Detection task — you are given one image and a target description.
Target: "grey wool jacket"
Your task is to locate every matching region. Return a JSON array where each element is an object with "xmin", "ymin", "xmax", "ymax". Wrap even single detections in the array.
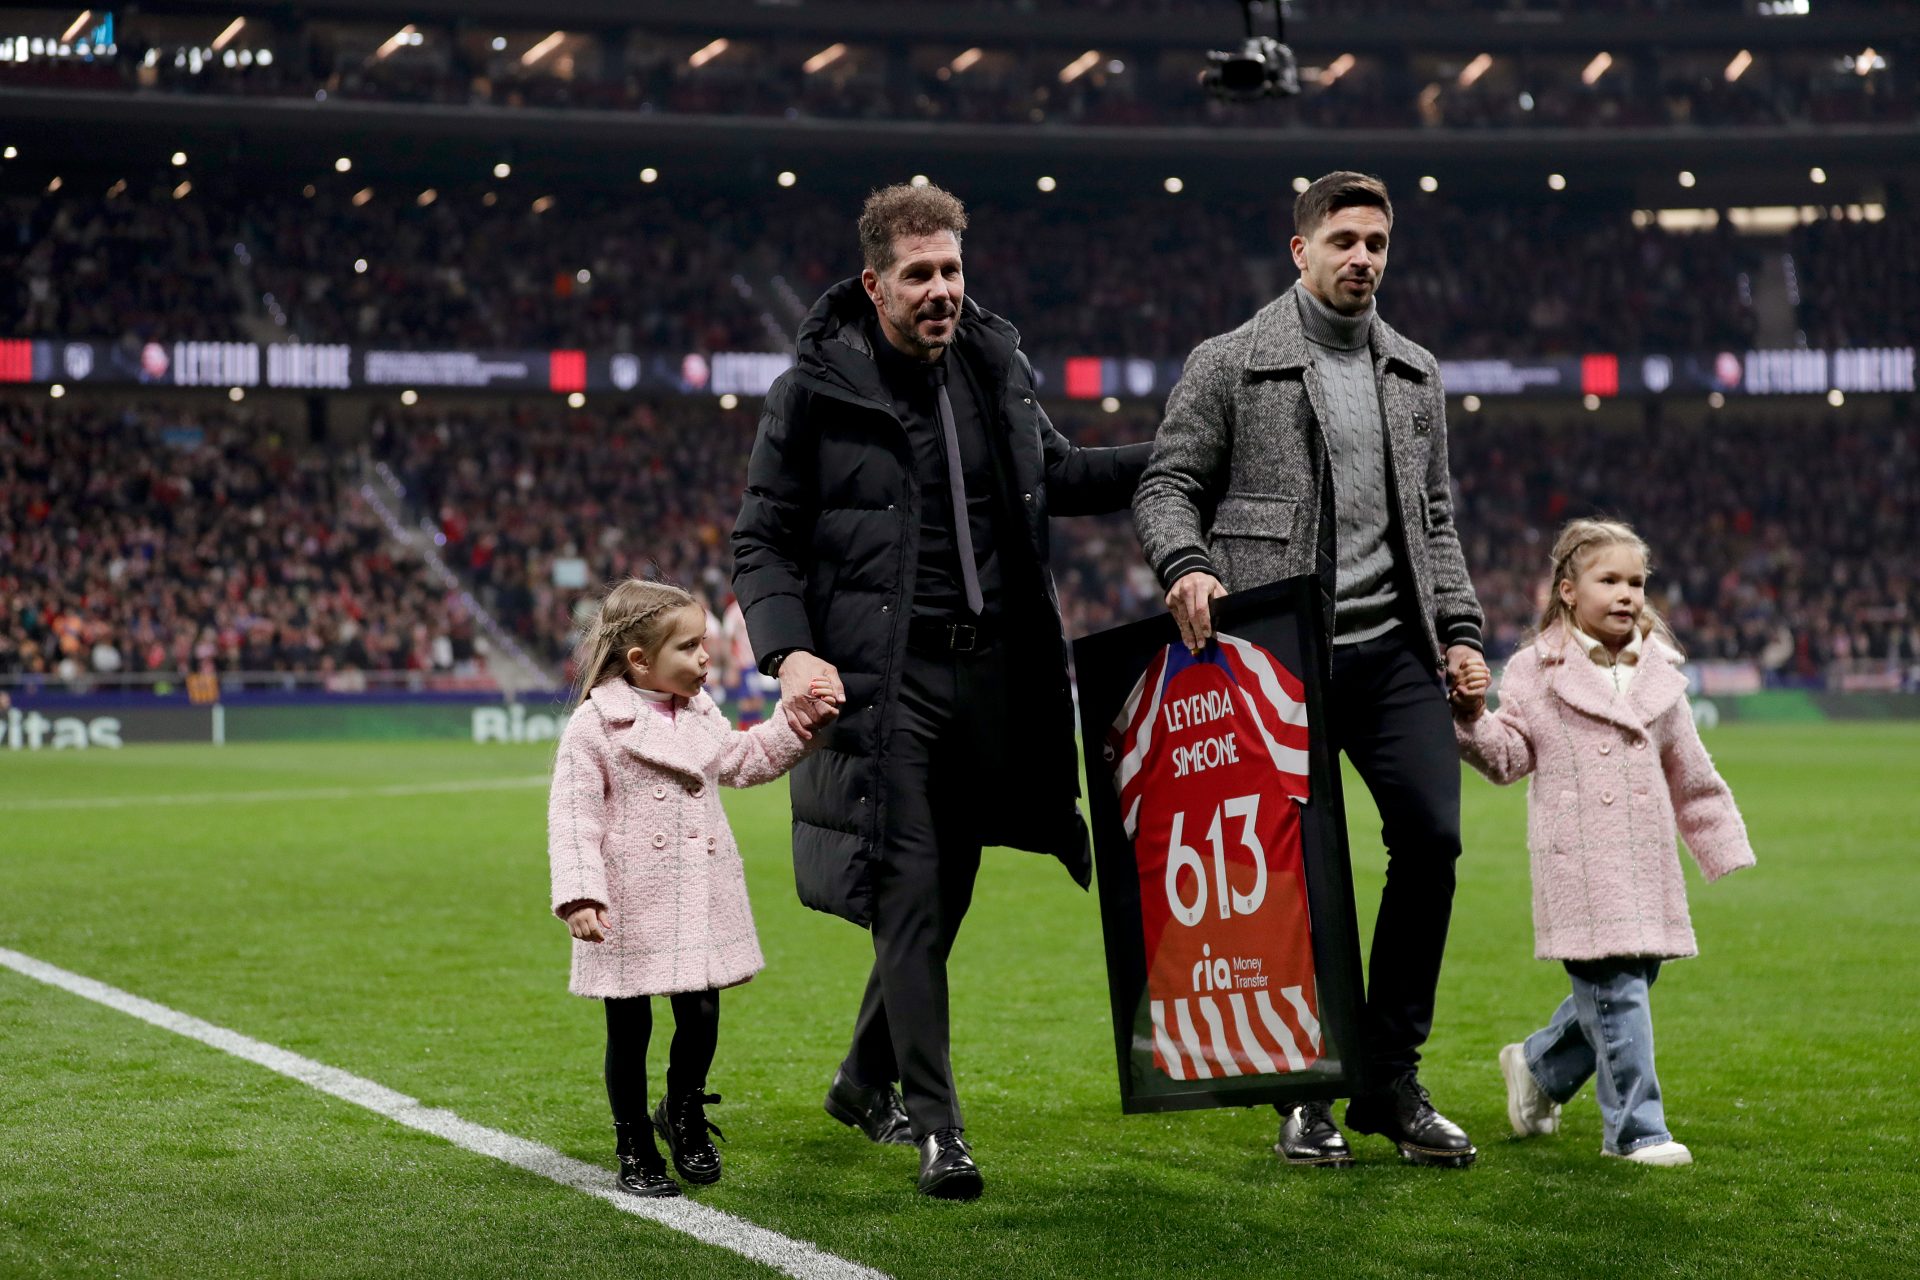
[{"xmin": 1134, "ymin": 288, "xmax": 1485, "ymax": 669}]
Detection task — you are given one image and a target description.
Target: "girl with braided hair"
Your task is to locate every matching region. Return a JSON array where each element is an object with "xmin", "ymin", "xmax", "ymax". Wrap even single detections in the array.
[
  {"xmin": 1451, "ymin": 520, "xmax": 1755, "ymax": 1168},
  {"xmin": 548, "ymin": 579, "xmax": 837, "ymax": 1196}
]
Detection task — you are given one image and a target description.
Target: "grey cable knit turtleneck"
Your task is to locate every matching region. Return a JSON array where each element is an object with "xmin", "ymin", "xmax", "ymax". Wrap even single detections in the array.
[{"xmin": 1294, "ymin": 280, "xmax": 1401, "ymax": 645}]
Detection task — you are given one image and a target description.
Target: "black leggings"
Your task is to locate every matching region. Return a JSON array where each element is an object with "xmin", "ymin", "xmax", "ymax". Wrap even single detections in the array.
[{"xmin": 603, "ymin": 990, "xmax": 720, "ymax": 1125}]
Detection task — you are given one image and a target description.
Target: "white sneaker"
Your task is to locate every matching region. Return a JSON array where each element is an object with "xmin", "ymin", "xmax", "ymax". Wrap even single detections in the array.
[
  {"xmin": 1499, "ymin": 1043, "xmax": 1561, "ymax": 1136},
  {"xmin": 1608, "ymin": 1140, "xmax": 1693, "ymax": 1167}
]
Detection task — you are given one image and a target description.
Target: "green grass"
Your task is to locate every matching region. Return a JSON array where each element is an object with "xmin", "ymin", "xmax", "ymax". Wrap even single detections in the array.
[{"xmin": 2, "ymin": 727, "xmax": 1917, "ymax": 1278}]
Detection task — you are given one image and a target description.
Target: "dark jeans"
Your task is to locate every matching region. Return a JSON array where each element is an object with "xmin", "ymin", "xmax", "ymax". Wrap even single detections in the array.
[
  {"xmin": 842, "ymin": 642, "xmax": 1009, "ymax": 1140},
  {"xmin": 1328, "ymin": 628, "xmax": 1464, "ymax": 1089},
  {"xmin": 603, "ymin": 989, "xmax": 720, "ymax": 1125}
]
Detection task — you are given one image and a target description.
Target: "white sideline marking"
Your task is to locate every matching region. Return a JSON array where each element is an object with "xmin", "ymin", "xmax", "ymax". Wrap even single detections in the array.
[
  {"xmin": 0, "ymin": 947, "xmax": 890, "ymax": 1280},
  {"xmin": 0, "ymin": 775, "xmax": 550, "ymax": 813}
]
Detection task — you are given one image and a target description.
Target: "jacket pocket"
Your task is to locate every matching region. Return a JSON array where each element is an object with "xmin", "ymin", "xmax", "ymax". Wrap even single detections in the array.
[{"xmin": 1211, "ymin": 492, "xmax": 1298, "ymax": 541}]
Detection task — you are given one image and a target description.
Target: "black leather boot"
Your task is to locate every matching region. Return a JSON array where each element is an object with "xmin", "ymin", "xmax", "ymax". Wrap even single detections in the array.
[
  {"xmin": 654, "ymin": 1090, "xmax": 725, "ymax": 1185},
  {"xmin": 613, "ymin": 1120, "xmax": 681, "ymax": 1197},
  {"xmin": 1345, "ymin": 1073, "xmax": 1478, "ymax": 1168},
  {"xmin": 1274, "ymin": 1099, "xmax": 1356, "ymax": 1167}
]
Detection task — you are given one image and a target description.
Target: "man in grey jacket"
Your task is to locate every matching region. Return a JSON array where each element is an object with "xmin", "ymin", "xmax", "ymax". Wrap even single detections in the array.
[{"xmin": 1134, "ymin": 172, "xmax": 1484, "ymax": 1169}]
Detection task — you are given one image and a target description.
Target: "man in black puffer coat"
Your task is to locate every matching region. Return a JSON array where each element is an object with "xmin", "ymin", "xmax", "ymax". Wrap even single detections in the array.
[{"xmin": 731, "ymin": 184, "xmax": 1150, "ymax": 1199}]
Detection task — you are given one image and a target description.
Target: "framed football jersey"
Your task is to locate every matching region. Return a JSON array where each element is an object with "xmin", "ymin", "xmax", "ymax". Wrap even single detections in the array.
[{"xmin": 1074, "ymin": 577, "xmax": 1367, "ymax": 1113}]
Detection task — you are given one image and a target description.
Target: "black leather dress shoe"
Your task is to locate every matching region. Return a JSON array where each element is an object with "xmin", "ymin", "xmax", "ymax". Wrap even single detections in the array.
[
  {"xmin": 917, "ymin": 1128, "xmax": 983, "ymax": 1200},
  {"xmin": 1274, "ymin": 1100, "xmax": 1355, "ymax": 1167},
  {"xmin": 613, "ymin": 1120, "xmax": 682, "ymax": 1198},
  {"xmin": 1345, "ymin": 1073, "xmax": 1478, "ymax": 1168},
  {"xmin": 823, "ymin": 1069, "xmax": 914, "ymax": 1145}
]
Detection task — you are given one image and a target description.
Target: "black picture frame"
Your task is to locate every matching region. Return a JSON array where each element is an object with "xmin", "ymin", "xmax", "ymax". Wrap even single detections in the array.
[{"xmin": 1073, "ymin": 576, "xmax": 1368, "ymax": 1114}]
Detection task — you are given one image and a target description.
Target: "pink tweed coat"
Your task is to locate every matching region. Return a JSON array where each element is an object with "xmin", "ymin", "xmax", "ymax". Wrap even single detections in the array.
[
  {"xmin": 1456, "ymin": 624, "xmax": 1755, "ymax": 961},
  {"xmin": 548, "ymin": 679, "xmax": 808, "ymax": 998}
]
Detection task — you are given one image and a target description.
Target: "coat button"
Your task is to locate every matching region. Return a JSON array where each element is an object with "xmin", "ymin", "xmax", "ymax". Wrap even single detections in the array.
[
  {"xmin": 1601, "ymin": 791, "xmax": 1615, "ymax": 805},
  {"xmin": 653, "ymin": 786, "xmax": 667, "ymax": 799},
  {"xmin": 707, "ymin": 837, "xmax": 717, "ymax": 850},
  {"xmin": 688, "ymin": 783, "xmax": 703, "ymax": 796},
  {"xmin": 881, "ymin": 604, "xmax": 892, "ymax": 614},
  {"xmin": 651, "ymin": 833, "xmax": 667, "ymax": 848},
  {"xmin": 886, "ymin": 503, "xmax": 896, "ymax": 511},
  {"xmin": 1634, "ymin": 739, "xmax": 1647, "ymax": 750},
  {"xmin": 1599, "ymin": 743, "xmax": 1612, "ymax": 756}
]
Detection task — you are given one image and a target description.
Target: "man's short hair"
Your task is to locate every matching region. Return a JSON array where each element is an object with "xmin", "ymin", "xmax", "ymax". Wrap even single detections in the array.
[
  {"xmin": 1293, "ymin": 171, "xmax": 1393, "ymax": 240},
  {"xmin": 859, "ymin": 183, "xmax": 968, "ymax": 274}
]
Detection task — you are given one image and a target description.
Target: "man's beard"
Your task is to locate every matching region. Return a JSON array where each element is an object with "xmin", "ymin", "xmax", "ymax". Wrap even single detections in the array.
[{"xmin": 889, "ymin": 292, "xmax": 957, "ymax": 353}]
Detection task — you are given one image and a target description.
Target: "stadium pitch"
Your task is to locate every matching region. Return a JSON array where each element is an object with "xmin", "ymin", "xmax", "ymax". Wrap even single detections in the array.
[{"xmin": 2, "ymin": 729, "xmax": 1915, "ymax": 1279}]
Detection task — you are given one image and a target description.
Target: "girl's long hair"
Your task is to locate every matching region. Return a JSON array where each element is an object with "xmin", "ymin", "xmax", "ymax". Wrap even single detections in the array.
[
  {"xmin": 569, "ymin": 579, "xmax": 695, "ymax": 707},
  {"xmin": 1532, "ymin": 518, "xmax": 1682, "ymax": 658}
]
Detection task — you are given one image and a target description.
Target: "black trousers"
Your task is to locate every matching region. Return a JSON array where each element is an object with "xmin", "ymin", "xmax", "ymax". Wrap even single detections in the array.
[
  {"xmin": 841, "ymin": 643, "xmax": 1008, "ymax": 1140},
  {"xmin": 603, "ymin": 989, "xmax": 720, "ymax": 1125},
  {"xmin": 1327, "ymin": 628, "xmax": 1464, "ymax": 1088}
]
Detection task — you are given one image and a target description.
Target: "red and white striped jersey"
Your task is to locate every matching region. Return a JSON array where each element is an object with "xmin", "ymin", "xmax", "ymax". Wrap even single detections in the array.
[{"xmin": 1107, "ymin": 634, "xmax": 1320, "ymax": 1081}]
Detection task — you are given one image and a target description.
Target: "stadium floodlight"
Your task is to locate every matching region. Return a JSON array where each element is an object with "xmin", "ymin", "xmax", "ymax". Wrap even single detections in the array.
[
  {"xmin": 335, "ymin": 156, "xmax": 351, "ymax": 172},
  {"xmin": 401, "ymin": 389, "xmax": 419, "ymax": 406},
  {"xmin": 1462, "ymin": 395, "xmax": 1482, "ymax": 412},
  {"xmin": 523, "ymin": 31, "xmax": 566, "ymax": 67},
  {"xmin": 1828, "ymin": 390, "xmax": 1845, "ymax": 407},
  {"xmin": 1678, "ymin": 170, "xmax": 1697, "ymax": 188},
  {"xmin": 493, "ymin": 162, "xmax": 511, "ymax": 179},
  {"xmin": 639, "ymin": 167, "xmax": 659, "ymax": 184},
  {"xmin": 353, "ymin": 258, "xmax": 368, "ymax": 274},
  {"xmin": 50, "ymin": 384, "xmax": 65, "ymax": 398},
  {"xmin": 1037, "ymin": 175, "xmax": 1057, "ymax": 193},
  {"xmin": 567, "ymin": 392, "xmax": 586, "ymax": 409},
  {"xmin": 1202, "ymin": 1, "xmax": 1299, "ymax": 102},
  {"xmin": 1420, "ymin": 175, "xmax": 1439, "ymax": 193},
  {"xmin": 1292, "ymin": 176, "xmax": 1310, "ymax": 194},
  {"xmin": 491, "ymin": 37, "xmax": 506, "ymax": 52},
  {"xmin": 228, "ymin": 387, "xmax": 244, "ymax": 403},
  {"xmin": 1810, "ymin": 167, "xmax": 1828, "ymax": 184},
  {"xmin": 910, "ymin": 174, "xmax": 930, "ymax": 188},
  {"xmin": 1101, "ymin": 397, "xmax": 1121, "ymax": 413},
  {"xmin": 171, "ymin": 150, "xmax": 187, "ymax": 166},
  {"xmin": 3, "ymin": 146, "xmax": 15, "ymax": 159},
  {"xmin": 1060, "ymin": 50, "xmax": 1100, "ymax": 84},
  {"xmin": 720, "ymin": 394, "xmax": 740, "ymax": 410},
  {"xmin": 1549, "ymin": 173, "xmax": 1567, "ymax": 191},
  {"xmin": 803, "ymin": 43, "xmax": 847, "ymax": 75},
  {"xmin": 1164, "ymin": 177, "xmax": 1184, "ymax": 194},
  {"xmin": 777, "ymin": 171, "xmax": 797, "ymax": 188}
]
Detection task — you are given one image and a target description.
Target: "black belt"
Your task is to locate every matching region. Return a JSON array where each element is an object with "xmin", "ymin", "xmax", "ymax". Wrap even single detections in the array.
[{"xmin": 907, "ymin": 615, "xmax": 998, "ymax": 654}]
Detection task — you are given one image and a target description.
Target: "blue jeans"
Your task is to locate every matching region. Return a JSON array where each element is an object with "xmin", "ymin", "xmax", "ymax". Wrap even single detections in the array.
[{"xmin": 1524, "ymin": 958, "xmax": 1671, "ymax": 1155}]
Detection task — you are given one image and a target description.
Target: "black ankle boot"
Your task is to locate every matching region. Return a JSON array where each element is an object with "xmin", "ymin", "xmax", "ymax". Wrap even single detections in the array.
[
  {"xmin": 613, "ymin": 1120, "xmax": 681, "ymax": 1197},
  {"xmin": 653, "ymin": 1090, "xmax": 725, "ymax": 1185}
]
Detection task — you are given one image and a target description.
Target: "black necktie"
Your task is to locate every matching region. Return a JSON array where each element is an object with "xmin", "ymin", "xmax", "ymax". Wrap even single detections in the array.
[{"xmin": 928, "ymin": 361, "xmax": 984, "ymax": 616}]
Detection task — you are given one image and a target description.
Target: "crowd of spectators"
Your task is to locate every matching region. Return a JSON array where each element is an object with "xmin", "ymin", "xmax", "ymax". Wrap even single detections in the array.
[
  {"xmin": 367, "ymin": 399, "xmax": 752, "ymax": 674},
  {"xmin": 8, "ymin": 177, "xmax": 1787, "ymax": 360},
  {"xmin": 1788, "ymin": 212, "xmax": 1919, "ymax": 350},
  {"xmin": 0, "ymin": 399, "xmax": 483, "ymax": 685},
  {"xmin": 243, "ymin": 188, "xmax": 781, "ymax": 352},
  {"xmin": 1452, "ymin": 408, "xmax": 1919, "ymax": 679},
  {"xmin": 0, "ymin": 180, "xmax": 243, "ymax": 345},
  {"xmin": 5, "ymin": 392, "xmax": 1913, "ymax": 692}
]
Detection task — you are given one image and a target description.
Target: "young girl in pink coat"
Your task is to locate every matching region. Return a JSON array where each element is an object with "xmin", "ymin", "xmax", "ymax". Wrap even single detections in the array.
[
  {"xmin": 549, "ymin": 579, "xmax": 837, "ymax": 1197},
  {"xmin": 1450, "ymin": 519, "xmax": 1754, "ymax": 1168}
]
